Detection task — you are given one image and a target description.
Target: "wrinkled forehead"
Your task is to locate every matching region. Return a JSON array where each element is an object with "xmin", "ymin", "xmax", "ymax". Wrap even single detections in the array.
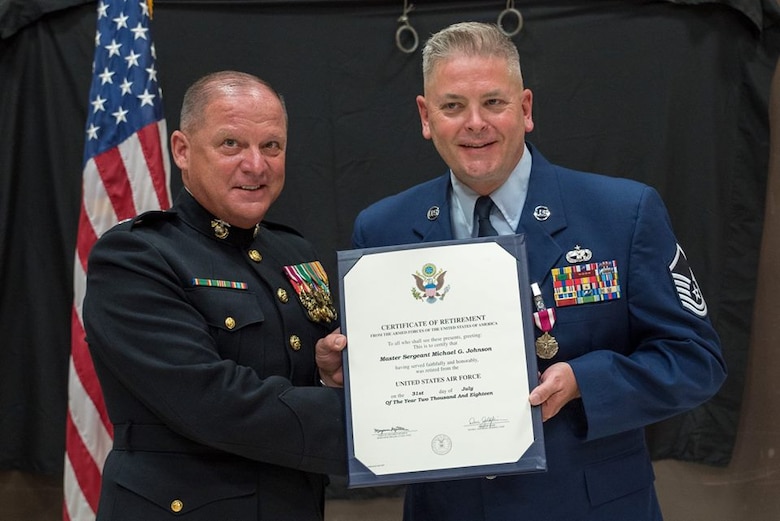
[
  {"xmin": 424, "ymin": 53, "xmax": 524, "ymax": 93},
  {"xmin": 197, "ymin": 83, "xmax": 287, "ymax": 130},
  {"xmin": 426, "ymin": 52, "xmax": 523, "ymax": 88}
]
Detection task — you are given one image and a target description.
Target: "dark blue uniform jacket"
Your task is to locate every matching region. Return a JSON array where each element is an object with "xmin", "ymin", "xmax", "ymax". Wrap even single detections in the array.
[{"xmin": 352, "ymin": 143, "xmax": 726, "ymax": 521}]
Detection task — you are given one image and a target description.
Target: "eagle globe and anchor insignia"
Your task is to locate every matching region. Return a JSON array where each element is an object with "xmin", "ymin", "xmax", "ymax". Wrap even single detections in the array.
[{"xmin": 411, "ymin": 263, "xmax": 450, "ymax": 303}]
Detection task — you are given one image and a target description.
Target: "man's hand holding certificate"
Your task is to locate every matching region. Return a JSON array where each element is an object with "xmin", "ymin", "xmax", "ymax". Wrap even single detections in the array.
[{"xmin": 338, "ymin": 235, "xmax": 546, "ymax": 487}]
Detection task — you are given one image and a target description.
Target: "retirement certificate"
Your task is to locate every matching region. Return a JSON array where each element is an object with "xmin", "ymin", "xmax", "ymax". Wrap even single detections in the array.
[{"xmin": 338, "ymin": 235, "xmax": 546, "ymax": 488}]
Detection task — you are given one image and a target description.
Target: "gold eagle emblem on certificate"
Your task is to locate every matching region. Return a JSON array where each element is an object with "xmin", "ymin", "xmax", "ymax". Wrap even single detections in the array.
[{"xmin": 411, "ymin": 263, "xmax": 450, "ymax": 303}]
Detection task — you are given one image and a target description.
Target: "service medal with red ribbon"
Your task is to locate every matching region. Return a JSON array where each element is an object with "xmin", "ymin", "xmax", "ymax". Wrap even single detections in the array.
[
  {"xmin": 533, "ymin": 309, "xmax": 558, "ymax": 359},
  {"xmin": 531, "ymin": 282, "xmax": 559, "ymax": 359},
  {"xmin": 283, "ymin": 261, "xmax": 337, "ymax": 324}
]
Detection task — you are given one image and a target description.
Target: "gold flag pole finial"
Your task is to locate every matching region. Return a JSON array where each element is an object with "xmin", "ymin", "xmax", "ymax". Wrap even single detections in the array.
[{"xmin": 147, "ymin": 0, "xmax": 154, "ymax": 19}]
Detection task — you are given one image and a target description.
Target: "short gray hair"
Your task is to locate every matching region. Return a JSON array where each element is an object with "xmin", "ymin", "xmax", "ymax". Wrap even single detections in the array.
[
  {"xmin": 179, "ymin": 70, "xmax": 287, "ymax": 132},
  {"xmin": 421, "ymin": 22, "xmax": 523, "ymax": 87}
]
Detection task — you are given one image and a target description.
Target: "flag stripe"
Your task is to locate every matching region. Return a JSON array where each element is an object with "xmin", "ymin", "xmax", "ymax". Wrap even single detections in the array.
[
  {"xmin": 63, "ymin": 454, "xmax": 92, "ymax": 521},
  {"xmin": 67, "ymin": 362, "xmax": 113, "ymax": 472},
  {"xmin": 65, "ymin": 412, "xmax": 102, "ymax": 514},
  {"xmin": 70, "ymin": 310, "xmax": 112, "ymax": 434},
  {"xmin": 82, "ymin": 159, "xmax": 119, "ymax": 239},
  {"xmin": 137, "ymin": 121, "xmax": 171, "ymax": 210},
  {"xmin": 120, "ymin": 125, "xmax": 169, "ymax": 214},
  {"xmin": 65, "ymin": 1, "xmax": 171, "ymax": 519},
  {"xmin": 93, "ymin": 148, "xmax": 138, "ymax": 221},
  {"xmin": 76, "ymin": 205, "xmax": 99, "ymax": 274},
  {"xmin": 73, "ymin": 253, "xmax": 87, "ymax": 321}
]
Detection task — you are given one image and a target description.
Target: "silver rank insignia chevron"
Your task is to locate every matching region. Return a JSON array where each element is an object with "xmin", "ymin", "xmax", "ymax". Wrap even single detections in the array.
[{"xmin": 669, "ymin": 244, "xmax": 707, "ymax": 318}]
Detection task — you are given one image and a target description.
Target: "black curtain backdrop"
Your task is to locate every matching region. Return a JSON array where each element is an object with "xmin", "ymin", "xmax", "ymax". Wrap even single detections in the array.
[{"xmin": 1, "ymin": 0, "xmax": 779, "ymax": 480}]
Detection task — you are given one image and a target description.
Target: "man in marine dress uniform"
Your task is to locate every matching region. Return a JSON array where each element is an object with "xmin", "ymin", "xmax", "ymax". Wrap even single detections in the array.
[{"xmin": 84, "ymin": 71, "xmax": 347, "ymax": 521}]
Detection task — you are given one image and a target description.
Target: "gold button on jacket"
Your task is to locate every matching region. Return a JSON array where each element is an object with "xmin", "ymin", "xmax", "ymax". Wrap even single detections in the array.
[{"xmin": 248, "ymin": 249, "xmax": 262, "ymax": 262}]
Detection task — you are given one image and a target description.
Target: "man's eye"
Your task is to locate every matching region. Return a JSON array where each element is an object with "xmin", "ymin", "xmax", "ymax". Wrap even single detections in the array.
[
  {"xmin": 442, "ymin": 102, "xmax": 461, "ymax": 111},
  {"xmin": 486, "ymin": 99, "xmax": 503, "ymax": 106},
  {"xmin": 223, "ymin": 139, "xmax": 238, "ymax": 147},
  {"xmin": 264, "ymin": 141, "xmax": 283, "ymax": 155}
]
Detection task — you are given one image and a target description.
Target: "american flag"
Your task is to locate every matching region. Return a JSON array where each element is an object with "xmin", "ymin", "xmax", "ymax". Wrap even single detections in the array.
[{"xmin": 64, "ymin": 1, "xmax": 171, "ymax": 519}]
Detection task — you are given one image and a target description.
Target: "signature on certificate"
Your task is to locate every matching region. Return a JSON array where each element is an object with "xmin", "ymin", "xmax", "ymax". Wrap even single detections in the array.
[
  {"xmin": 468, "ymin": 416, "xmax": 508, "ymax": 430},
  {"xmin": 373, "ymin": 426, "xmax": 414, "ymax": 439}
]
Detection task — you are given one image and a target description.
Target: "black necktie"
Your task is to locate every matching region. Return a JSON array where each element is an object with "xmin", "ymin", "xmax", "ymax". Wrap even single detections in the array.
[{"xmin": 474, "ymin": 196, "xmax": 499, "ymax": 237}]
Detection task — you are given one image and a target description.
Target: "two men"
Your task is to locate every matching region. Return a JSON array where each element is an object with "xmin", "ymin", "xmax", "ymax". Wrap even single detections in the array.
[{"xmin": 85, "ymin": 21, "xmax": 725, "ymax": 521}]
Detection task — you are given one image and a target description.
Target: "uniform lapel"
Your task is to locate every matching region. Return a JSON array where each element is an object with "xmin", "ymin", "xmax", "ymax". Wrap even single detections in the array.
[
  {"xmin": 411, "ymin": 174, "xmax": 454, "ymax": 243},
  {"xmin": 517, "ymin": 145, "xmax": 567, "ymax": 286},
  {"xmin": 408, "ymin": 159, "xmax": 568, "ymax": 285}
]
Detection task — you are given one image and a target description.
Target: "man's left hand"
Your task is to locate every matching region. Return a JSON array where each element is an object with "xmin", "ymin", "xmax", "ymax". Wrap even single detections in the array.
[
  {"xmin": 316, "ymin": 329, "xmax": 347, "ymax": 387},
  {"xmin": 528, "ymin": 362, "xmax": 581, "ymax": 421}
]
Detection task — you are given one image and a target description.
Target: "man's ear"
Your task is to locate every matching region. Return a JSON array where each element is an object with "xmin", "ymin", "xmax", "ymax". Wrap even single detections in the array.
[
  {"xmin": 416, "ymin": 95, "xmax": 432, "ymax": 140},
  {"xmin": 170, "ymin": 130, "xmax": 189, "ymax": 170},
  {"xmin": 522, "ymin": 89, "xmax": 534, "ymax": 133}
]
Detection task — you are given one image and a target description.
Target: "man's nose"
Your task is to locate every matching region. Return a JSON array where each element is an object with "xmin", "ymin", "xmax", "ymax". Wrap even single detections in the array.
[
  {"xmin": 465, "ymin": 107, "xmax": 488, "ymax": 132},
  {"xmin": 241, "ymin": 147, "xmax": 267, "ymax": 173}
]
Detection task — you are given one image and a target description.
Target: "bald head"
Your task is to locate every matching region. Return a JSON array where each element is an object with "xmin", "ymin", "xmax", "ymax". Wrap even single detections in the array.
[{"xmin": 179, "ymin": 70, "xmax": 288, "ymax": 133}]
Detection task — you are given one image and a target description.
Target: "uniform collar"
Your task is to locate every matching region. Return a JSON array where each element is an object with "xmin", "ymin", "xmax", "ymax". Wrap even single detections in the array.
[
  {"xmin": 175, "ymin": 188, "xmax": 260, "ymax": 248},
  {"xmin": 449, "ymin": 142, "xmax": 532, "ymax": 238}
]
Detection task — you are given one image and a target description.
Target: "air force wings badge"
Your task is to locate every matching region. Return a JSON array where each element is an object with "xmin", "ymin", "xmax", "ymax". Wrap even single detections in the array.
[
  {"xmin": 669, "ymin": 244, "xmax": 708, "ymax": 318},
  {"xmin": 412, "ymin": 263, "xmax": 450, "ymax": 303}
]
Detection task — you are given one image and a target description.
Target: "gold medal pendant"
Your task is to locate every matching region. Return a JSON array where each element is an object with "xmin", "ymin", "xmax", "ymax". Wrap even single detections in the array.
[
  {"xmin": 535, "ymin": 332, "xmax": 559, "ymax": 359},
  {"xmin": 299, "ymin": 289, "xmax": 337, "ymax": 324},
  {"xmin": 531, "ymin": 283, "xmax": 559, "ymax": 359}
]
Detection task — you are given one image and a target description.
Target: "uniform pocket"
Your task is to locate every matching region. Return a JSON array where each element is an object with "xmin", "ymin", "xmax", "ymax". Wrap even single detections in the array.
[
  {"xmin": 186, "ymin": 287, "xmax": 264, "ymax": 332},
  {"xmin": 583, "ymin": 446, "xmax": 655, "ymax": 507},
  {"xmin": 111, "ymin": 451, "xmax": 256, "ymax": 518},
  {"xmin": 553, "ymin": 298, "xmax": 622, "ymax": 324}
]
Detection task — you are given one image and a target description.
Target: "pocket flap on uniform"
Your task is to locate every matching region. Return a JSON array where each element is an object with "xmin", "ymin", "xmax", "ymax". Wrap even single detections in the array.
[
  {"xmin": 115, "ymin": 452, "xmax": 255, "ymax": 514},
  {"xmin": 584, "ymin": 447, "xmax": 655, "ymax": 507},
  {"xmin": 186, "ymin": 287, "xmax": 264, "ymax": 331}
]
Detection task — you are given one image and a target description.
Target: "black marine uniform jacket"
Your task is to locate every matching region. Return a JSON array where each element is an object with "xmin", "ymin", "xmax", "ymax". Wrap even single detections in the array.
[{"xmin": 84, "ymin": 189, "xmax": 346, "ymax": 521}]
